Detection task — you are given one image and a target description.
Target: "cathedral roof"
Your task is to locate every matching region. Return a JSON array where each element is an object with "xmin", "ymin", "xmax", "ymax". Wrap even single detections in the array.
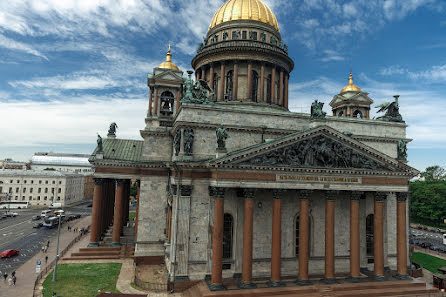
[
  {"xmin": 340, "ymin": 72, "xmax": 362, "ymax": 94},
  {"xmin": 209, "ymin": 0, "xmax": 279, "ymax": 32},
  {"xmin": 157, "ymin": 44, "xmax": 179, "ymax": 71}
]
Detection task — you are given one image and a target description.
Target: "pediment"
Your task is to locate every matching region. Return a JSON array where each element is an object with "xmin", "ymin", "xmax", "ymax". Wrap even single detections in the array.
[
  {"xmin": 153, "ymin": 70, "xmax": 183, "ymax": 82},
  {"xmin": 212, "ymin": 126, "xmax": 417, "ymax": 175}
]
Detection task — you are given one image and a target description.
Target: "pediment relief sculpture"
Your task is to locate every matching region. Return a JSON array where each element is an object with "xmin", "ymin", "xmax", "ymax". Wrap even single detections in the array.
[{"xmin": 237, "ymin": 135, "xmax": 390, "ymax": 171}]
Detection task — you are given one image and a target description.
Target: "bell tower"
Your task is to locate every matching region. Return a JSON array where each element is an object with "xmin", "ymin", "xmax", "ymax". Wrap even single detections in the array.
[{"xmin": 329, "ymin": 72, "xmax": 373, "ymax": 119}]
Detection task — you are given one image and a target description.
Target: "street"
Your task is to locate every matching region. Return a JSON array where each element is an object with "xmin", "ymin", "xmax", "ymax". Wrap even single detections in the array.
[{"xmin": 0, "ymin": 202, "xmax": 91, "ymax": 274}]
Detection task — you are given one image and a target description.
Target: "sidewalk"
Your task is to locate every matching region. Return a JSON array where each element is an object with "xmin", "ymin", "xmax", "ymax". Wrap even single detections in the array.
[{"xmin": 0, "ymin": 215, "xmax": 91, "ymax": 297}]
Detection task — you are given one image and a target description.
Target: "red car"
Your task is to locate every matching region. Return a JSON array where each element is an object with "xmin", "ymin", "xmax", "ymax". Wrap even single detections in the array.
[{"xmin": 0, "ymin": 249, "xmax": 19, "ymax": 258}]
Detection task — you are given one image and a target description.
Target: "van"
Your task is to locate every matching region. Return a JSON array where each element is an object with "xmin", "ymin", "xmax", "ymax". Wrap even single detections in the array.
[{"xmin": 41, "ymin": 210, "xmax": 52, "ymax": 218}]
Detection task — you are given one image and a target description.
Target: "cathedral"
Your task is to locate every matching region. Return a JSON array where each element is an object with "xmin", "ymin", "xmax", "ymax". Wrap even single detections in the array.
[{"xmin": 86, "ymin": 0, "xmax": 437, "ymax": 295}]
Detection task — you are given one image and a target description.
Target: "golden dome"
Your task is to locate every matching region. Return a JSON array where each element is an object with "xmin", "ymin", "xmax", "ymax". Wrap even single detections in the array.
[
  {"xmin": 340, "ymin": 72, "xmax": 362, "ymax": 93},
  {"xmin": 157, "ymin": 44, "xmax": 179, "ymax": 71},
  {"xmin": 209, "ymin": 0, "xmax": 279, "ymax": 31}
]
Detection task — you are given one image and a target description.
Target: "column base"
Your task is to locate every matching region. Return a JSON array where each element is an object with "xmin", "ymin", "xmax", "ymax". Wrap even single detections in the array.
[
  {"xmin": 267, "ymin": 280, "xmax": 284, "ymax": 287},
  {"xmin": 346, "ymin": 276, "xmax": 362, "ymax": 283},
  {"xmin": 209, "ymin": 283, "xmax": 226, "ymax": 291},
  {"xmin": 296, "ymin": 279, "xmax": 312, "ymax": 286},
  {"xmin": 239, "ymin": 282, "xmax": 257, "ymax": 289},
  {"xmin": 88, "ymin": 242, "xmax": 99, "ymax": 247},
  {"xmin": 111, "ymin": 242, "xmax": 121, "ymax": 246},
  {"xmin": 321, "ymin": 278, "xmax": 338, "ymax": 284},
  {"xmin": 374, "ymin": 275, "xmax": 387, "ymax": 281},
  {"xmin": 393, "ymin": 273, "xmax": 411, "ymax": 280}
]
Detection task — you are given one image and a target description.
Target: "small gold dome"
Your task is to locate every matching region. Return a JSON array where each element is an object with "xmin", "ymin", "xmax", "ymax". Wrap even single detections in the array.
[
  {"xmin": 209, "ymin": 0, "xmax": 279, "ymax": 31},
  {"xmin": 157, "ymin": 44, "xmax": 179, "ymax": 71},
  {"xmin": 340, "ymin": 72, "xmax": 362, "ymax": 93}
]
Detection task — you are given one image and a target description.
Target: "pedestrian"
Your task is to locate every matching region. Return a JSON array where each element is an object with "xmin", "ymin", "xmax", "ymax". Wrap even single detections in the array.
[
  {"xmin": 47, "ymin": 240, "xmax": 50, "ymax": 248},
  {"xmin": 7, "ymin": 276, "xmax": 12, "ymax": 286},
  {"xmin": 45, "ymin": 255, "xmax": 48, "ymax": 264},
  {"xmin": 12, "ymin": 275, "xmax": 16, "ymax": 286},
  {"xmin": 11, "ymin": 271, "xmax": 15, "ymax": 277},
  {"xmin": 3, "ymin": 272, "xmax": 7, "ymax": 282}
]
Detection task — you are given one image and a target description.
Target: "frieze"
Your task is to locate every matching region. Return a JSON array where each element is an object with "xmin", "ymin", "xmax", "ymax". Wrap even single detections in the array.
[
  {"xmin": 350, "ymin": 191, "xmax": 364, "ymax": 200},
  {"xmin": 277, "ymin": 174, "xmax": 361, "ymax": 184},
  {"xmin": 180, "ymin": 185, "xmax": 193, "ymax": 196},
  {"xmin": 375, "ymin": 192, "xmax": 387, "ymax": 202},
  {"xmin": 240, "ymin": 135, "xmax": 390, "ymax": 171}
]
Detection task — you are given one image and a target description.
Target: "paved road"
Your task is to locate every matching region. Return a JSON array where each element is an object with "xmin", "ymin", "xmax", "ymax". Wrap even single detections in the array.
[{"xmin": 0, "ymin": 203, "xmax": 91, "ymax": 274}]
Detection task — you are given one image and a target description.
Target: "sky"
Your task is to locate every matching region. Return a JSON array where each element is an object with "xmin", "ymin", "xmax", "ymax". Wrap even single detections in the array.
[{"xmin": 0, "ymin": 0, "xmax": 445, "ymax": 172}]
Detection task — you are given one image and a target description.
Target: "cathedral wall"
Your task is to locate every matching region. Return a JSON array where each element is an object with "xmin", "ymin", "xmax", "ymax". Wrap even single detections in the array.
[
  {"xmin": 361, "ymin": 141, "xmax": 397, "ymax": 158},
  {"xmin": 141, "ymin": 134, "xmax": 172, "ymax": 161},
  {"xmin": 135, "ymin": 176, "xmax": 168, "ymax": 257}
]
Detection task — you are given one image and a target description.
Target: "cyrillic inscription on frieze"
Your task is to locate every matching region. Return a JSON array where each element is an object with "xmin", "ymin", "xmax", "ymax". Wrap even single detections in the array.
[{"xmin": 277, "ymin": 174, "xmax": 361, "ymax": 184}]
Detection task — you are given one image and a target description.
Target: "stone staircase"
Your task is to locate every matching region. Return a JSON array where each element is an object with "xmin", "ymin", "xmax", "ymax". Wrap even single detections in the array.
[{"xmin": 181, "ymin": 280, "xmax": 443, "ymax": 297}]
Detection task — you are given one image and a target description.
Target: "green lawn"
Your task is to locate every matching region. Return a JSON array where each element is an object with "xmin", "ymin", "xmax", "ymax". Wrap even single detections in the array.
[
  {"xmin": 42, "ymin": 263, "xmax": 122, "ymax": 297},
  {"xmin": 411, "ymin": 252, "xmax": 446, "ymax": 273},
  {"xmin": 129, "ymin": 211, "xmax": 136, "ymax": 221}
]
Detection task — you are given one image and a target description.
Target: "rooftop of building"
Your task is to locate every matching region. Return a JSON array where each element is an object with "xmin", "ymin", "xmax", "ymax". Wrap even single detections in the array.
[
  {"xmin": 90, "ymin": 138, "xmax": 143, "ymax": 163},
  {"xmin": 0, "ymin": 169, "xmax": 83, "ymax": 178}
]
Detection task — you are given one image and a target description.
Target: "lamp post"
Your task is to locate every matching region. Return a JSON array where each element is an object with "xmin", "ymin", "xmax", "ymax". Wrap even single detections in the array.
[{"xmin": 52, "ymin": 213, "xmax": 62, "ymax": 281}]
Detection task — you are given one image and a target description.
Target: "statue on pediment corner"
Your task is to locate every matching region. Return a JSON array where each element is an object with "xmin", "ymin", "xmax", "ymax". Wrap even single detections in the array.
[
  {"xmin": 181, "ymin": 71, "xmax": 214, "ymax": 105},
  {"xmin": 376, "ymin": 95, "xmax": 404, "ymax": 122},
  {"xmin": 107, "ymin": 122, "xmax": 118, "ymax": 137},
  {"xmin": 97, "ymin": 134, "xmax": 103, "ymax": 153},
  {"xmin": 310, "ymin": 99, "xmax": 326, "ymax": 120}
]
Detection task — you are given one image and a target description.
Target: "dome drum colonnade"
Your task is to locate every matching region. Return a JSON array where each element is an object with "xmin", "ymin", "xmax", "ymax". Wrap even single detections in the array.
[{"xmin": 191, "ymin": 0, "xmax": 294, "ymax": 109}]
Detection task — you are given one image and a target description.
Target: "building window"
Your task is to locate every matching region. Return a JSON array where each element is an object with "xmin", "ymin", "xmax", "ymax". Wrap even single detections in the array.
[
  {"xmin": 251, "ymin": 70, "xmax": 259, "ymax": 102},
  {"xmin": 24, "ymin": 180, "xmax": 27, "ymax": 184},
  {"xmin": 44, "ymin": 196, "xmax": 47, "ymax": 200},
  {"xmin": 242, "ymin": 30, "xmax": 247, "ymax": 39},
  {"xmin": 225, "ymin": 70, "xmax": 233, "ymax": 100},
  {"xmin": 16, "ymin": 187, "xmax": 19, "ymax": 193},
  {"xmin": 0, "ymin": 186, "xmax": 2, "ymax": 193},
  {"xmin": 266, "ymin": 74, "xmax": 272, "ymax": 103},
  {"xmin": 295, "ymin": 215, "xmax": 311, "ymax": 256},
  {"xmin": 249, "ymin": 31, "xmax": 257, "ymax": 40},
  {"xmin": 59, "ymin": 181, "xmax": 62, "ymax": 184},
  {"xmin": 31, "ymin": 180, "xmax": 34, "ymax": 184},
  {"xmin": 338, "ymin": 111, "xmax": 344, "ymax": 117},
  {"xmin": 57, "ymin": 197, "xmax": 61, "ymax": 201},
  {"xmin": 51, "ymin": 188, "xmax": 54, "ymax": 194},
  {"xmin": 28, "ymin": 196, "xmax": 31, "ymax": 200},
  {"xmin": 52, "ymin": 181, "xmax": 55, "ymax": 184},
  {"xmin": 37, "ymin": 196, "xmax": 40, "ymax": 200},
  {"xmin": 17, "ymin": 180, "xmax": 19, "ymax": 183},
  {"xmin": 45, "ymin": 188, "xmax": 48, "ymax": 193},
  {"xmin": 38, "ymin": 188, "xmax": 41, "ymax": 193},
  {"xmin": 15, "ymin": 196, "xmax": 18, "ymax": 200},
  {"xmin": 353, "ymin": 110, "xmax": 363, "ymax": 118},
  {"xmin": 9, "ymin": 187, "xmax": 12, "ymax": 193},
  {"xmin": 39, "ymin": 180, "xmax": 42, "ymax": 184},
  {"xmin": 10, "ymin": 180, "xmax": 12, "ymax": 183},
  {"xmin": 21, "ymin": 196, "xmax": 24, "ymax": 200},
  {"xmin": 366, "ymin": 214, "xmax": 374, "ymax": 263},
  {"xmin": 30, "ymin": 188, "xmax": 33, "ymax": 193},
  {"xmin": 23, "ymin": 188, "xmax": 26, "ymax": 193},
  {"xmin": 58, "ymin": 188, "xmax": 61, "ymax": 193},
  {"xmin": 45, "ymin": 181, "xmax": 48, "ymax": 184},
  {"xmin": 223, "ymin": 213, "xmax": 234, "ymax": 259}
]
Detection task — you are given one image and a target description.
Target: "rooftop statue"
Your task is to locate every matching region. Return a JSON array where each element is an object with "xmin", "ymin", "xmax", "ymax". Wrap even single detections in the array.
[
  {"xmin": 216, "ymin": 125, "xmax": 229, "ymax": 150},
  {"xmin": 376, "ymin": 95, "xmax": 404, "ymax": 122},
  {"xmin": 397, "ymin": 139, "xmax": 407, "ymax": 161},
  {"xmin": 181, "ymin": 70, "xmax": 214, "ymax": 105},
  {"xmin": 107, "ymin": 122, "xmax": 118, "ymax": 137},
  {"xmin": 310, "ymin": 99, "xmax": 326, "ymax": 120},
  {"xmin": 97, "ymin": 134, "xmax": 103, "ymax": 153}
]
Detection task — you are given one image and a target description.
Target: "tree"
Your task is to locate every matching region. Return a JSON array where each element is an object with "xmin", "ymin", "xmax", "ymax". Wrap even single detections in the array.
[
  {"xmin": 421, "ymin": 166, "xmax": 446, "ymax": 182},
  {"xmin": 130, "ymin": 182, "xmax": 138, "ymax": 198}
]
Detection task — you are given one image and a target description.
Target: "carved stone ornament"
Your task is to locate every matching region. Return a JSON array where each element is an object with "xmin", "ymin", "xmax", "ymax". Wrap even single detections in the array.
[
  {"xmin": 216, "ymin": 125, "xmax": 229, "ymax": 150},
  {"xmin": 272, "ymin": 189, "xmax": 286, "ymax": 199},
  {"xmin": 181, "ymin": 71, "xmax": 214, "ymax": 105},
  {"xmin": 237, "ymin": 188, "xmax": 255, "ymax": 198},
  {"xmin": 350, "ymin": 191, "xmax": 364, "ymax": 200},
  {"xmin": 298, "ymin": 189, "xmax": 313, "ymax": 199},
  {"xmin": 324, "ymin": 190, "xmax": 339, "ymax": 200},
  {"xmin": 208, "ymin": 186, "xmax": 217, "ymax": 197},
  {"xmin": 93, "ymin": 178, "xmax": 107, "ymax": 185},
  {"xmin": 396, "ymin": 192, "xmax": 408, "ymax": 202},
  {"xmin": 240, "ymin": 135, "xmax": 389, "ymax": 171},
  {"xmin": 180, "ymin": 185, "xmax": 193, "ymax": 196},
  {"xmin": 173, "ymin": 130, "xmax": 181, "ymax": 156},
  {"xmin": 116, "ymin": 179, "xmax": 126, "ymax": 186},
  {"xmin": 183, "ymin": 128, "xmax": 194, "ymax": 155},
  {"xmin": 374, "ymin": 192, "xmax": 387, "ymax": 202},
  {"xmin": 209, "ymin": 186, "xmax": 225, "ymax": 198}
]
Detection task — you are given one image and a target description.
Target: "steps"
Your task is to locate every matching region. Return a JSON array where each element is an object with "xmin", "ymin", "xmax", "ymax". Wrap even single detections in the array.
[
  {"xmin": 63, "ymin": 246, "xmax": 122, "ymax": 260},
  {"xmin": 182, "ymin": 280, "xmax": 443, "ymax": 297}
]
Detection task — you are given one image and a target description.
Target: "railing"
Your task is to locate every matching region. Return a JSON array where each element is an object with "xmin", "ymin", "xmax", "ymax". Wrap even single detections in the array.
[{"xmin": 32, "ymin": 225, "xmax": 90, "ymax": 297}]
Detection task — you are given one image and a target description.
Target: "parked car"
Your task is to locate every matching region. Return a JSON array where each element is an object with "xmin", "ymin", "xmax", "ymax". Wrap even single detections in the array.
[
  {"xmin": 33, "ymin": 222, "xmax": 43, "ymax": 228},
  {"xmin": 430, "ymin": 245, "xmax": 441, "ymax": 251},
  {"xmin": 32, "ymin": 215, "xmax": 41, "ymax": 221},
  {"xmin": 0, "ymin": 249, "xmax": 19, "ymax": 258},
  {"xmin": 421, "ymin": 242, "xmax": 433, "ymax": 249},
  {"xmin": 87, "ymin": 203, "xmax": 93, "ymax": 207}
]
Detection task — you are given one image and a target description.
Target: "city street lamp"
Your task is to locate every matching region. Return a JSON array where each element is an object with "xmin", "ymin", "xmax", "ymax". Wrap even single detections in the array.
[{"xmin": 52, "ymin": 213, "xmax": 62, "ymax": 282}]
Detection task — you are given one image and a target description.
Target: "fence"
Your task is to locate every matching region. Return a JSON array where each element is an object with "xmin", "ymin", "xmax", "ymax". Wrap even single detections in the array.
[{"xmin": 32, "ymin": 225, "xmax": 90, "ymax": 297}]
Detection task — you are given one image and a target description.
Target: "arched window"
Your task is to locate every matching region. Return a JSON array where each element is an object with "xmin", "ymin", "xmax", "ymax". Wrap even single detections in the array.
[
  {"xmin": 295, "ymin": 215, "xmax": 311, "ymax": 256},
  {"xmin": 225, "ymin": 70, "xmax": 233, "ymax": 100},
  {"xmin": 366, "ymin": 214, "xmax": 374, "ymax": 263},
  {"xmin": 223, "ymin": 213, "xmax": 233, "ymax": 259},
  {"xmin": 160, "ymin": 91, "xmax": 174, "ymax": 114},
  {"xmin": 266, "ymin": 74, "xmax": 272, "ymax": 103},
  {"xmin": 338, "ymin": 111, "xmax": 344, "ymax": 117},
  {"xmin": 212, "ymin": 73, "xmax": 218, "ymax": 101},
  {"xmin": 251, "ymin": 70, "xmax": 258, "ymax": 102},
  {"xmin": 353, "ymin": 110, "xmax": 362, "ymax": 118}
]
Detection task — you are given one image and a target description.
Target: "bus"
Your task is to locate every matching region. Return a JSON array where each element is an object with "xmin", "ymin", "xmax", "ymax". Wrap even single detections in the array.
[
  {"xmin": 41, "ymin": 210, "xmax": 53, "ymax": 217},
  {"xmin": 0, "ymin": 201, "xmax": 29, "ymax": 209},
  {"xmin": 43, "ymin": 216, "xmax": 60, "ymax": 229}
]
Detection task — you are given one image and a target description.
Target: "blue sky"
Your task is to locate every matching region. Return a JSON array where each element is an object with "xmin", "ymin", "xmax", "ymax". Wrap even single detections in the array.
[{"xmin": 0, "ymin": 0, "xmax": 445, "ymax": 172}]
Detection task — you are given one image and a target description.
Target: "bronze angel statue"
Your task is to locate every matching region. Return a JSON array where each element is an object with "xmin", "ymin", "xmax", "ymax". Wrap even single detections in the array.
[{"xmin": 375, "ymin": 95, "xmax": 404, "ymax": 122}]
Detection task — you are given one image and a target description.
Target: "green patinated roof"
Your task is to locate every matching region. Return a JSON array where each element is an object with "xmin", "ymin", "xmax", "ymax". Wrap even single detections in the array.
[{"xmin": 90, "ymin": 138, "xmax": 143, "ymax": 163}]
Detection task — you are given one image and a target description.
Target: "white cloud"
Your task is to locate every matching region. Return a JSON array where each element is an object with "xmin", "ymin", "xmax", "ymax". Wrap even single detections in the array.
[
  {"xmin": 320, "ymin": 50, "xmax": 344, "ymax": 62},
  {"xmin": 380, "ymin": 64, "xmax": 446, "ymax": 82},
  {"xmin": 0, "ymin": 34, "xmax": 47, "ymax": 60}
]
